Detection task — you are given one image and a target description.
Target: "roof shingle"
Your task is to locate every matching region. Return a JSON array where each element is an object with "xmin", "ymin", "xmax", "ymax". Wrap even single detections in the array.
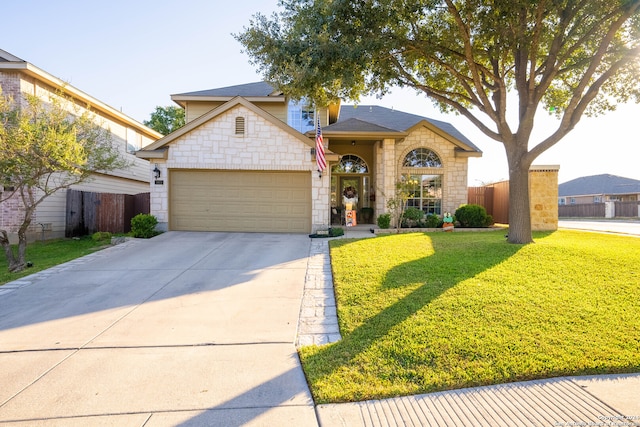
[{"xmin": 559, "ymin": 174, "xmax": 640, "ymax": 196}]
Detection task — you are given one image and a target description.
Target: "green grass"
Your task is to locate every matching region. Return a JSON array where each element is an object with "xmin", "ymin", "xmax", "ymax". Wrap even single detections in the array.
[
  {"xmin": 298, "ymin": 230, "xmax": 640, "ymax": 403},
  {"xmin": 0, "ymin": 237, "xmax": 108, "ymax": 285}
]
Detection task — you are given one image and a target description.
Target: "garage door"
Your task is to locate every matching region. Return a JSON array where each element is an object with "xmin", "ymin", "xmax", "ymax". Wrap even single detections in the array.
[{"xmin": 170, "ymin": 170, "xmax": 311, "ymax": 233}]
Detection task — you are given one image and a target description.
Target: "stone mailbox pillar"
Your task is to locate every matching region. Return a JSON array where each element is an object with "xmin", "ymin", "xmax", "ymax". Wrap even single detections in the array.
[{"xmin": 529, "ymin": 165, "xmax": 560, "ymax": 231}]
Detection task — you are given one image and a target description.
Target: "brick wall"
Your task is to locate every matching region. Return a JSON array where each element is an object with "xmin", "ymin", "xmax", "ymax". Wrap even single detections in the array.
[{"xmin": 0, "ymin": 191, "xmax": 27, "ymax": 232}]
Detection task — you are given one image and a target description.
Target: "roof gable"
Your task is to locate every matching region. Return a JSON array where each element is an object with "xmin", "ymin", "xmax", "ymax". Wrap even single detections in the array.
[
  {"xmin": 140, "ymin": 96, "xmax": 322, "ymax": 153},
  {"xmin": 167, "ymin": 81, "xmax": 480, "ymax": 154},
  {"xmin": 0, "ymin": 49, "xmax": 24, "ymax": 62},
  {"xmin": 559, "ymin": 174, "xmax": 640, "ymax": 196},
  {"xmin": 334, "ymin": 105, "xmax": 481, "ymax": 153}
]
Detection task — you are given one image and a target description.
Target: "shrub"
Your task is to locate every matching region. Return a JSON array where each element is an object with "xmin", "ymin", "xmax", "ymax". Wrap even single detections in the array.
[
  {"xmin": 91, "ymin": 231, "xmax": 112, "ymax": 242},
  {"xmin": 329, "ymin": 227, "xmax": 344, "ymax": 237},
  {"xmin": 403, "ymin": 207, "xmax": 424, "ymax": 222},
  {"xmin": 400, "ymin": 207, "xmax": 423, "ymax": 228},
  {"xmin": 131, "ymin": 213, "xmax": 158, "ymax": 238},
  {"xmin": 377, "ymin": 213, "xmax": 391, "ymax": 229},
  {"xmin": 425, "ymin": 214, "xmax": 441, "ymax": 228},
  {"xmin": 454, "ymin": 204, "xmax": 492, "ymax": 228}
]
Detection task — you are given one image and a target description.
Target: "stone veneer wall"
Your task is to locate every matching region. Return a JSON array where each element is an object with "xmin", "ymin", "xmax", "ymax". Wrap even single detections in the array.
[
  {"xmin": 373, "ymin": 126, "xmax": 469, "ymax": 224},
  {"xmin": 150, "ymin": 105, "xmax": 329, "ymax": 232},
  {"xmin": 529, "ymin": 165, "xmax": 560, "ymax": 231}
]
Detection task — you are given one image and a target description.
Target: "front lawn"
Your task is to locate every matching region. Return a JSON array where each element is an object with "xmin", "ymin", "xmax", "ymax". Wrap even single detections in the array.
[
  {"xmin": 298, "ymin": 230, "xmax": 640, "ymax": 403},
  {"xmin": 0, "ymin": 237, "xmax": 107, "ymax": 285}
]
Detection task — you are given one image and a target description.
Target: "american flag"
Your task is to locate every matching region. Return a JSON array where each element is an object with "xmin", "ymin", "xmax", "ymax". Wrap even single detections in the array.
[{"xmin": 315, "ymin": 115, "xmax": 327, "ymax": 172}]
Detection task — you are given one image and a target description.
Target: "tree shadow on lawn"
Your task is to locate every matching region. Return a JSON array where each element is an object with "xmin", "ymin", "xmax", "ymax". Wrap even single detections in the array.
[{"xmin": 300, "ymin": 231, "xmax": 528, "ymax": 401}]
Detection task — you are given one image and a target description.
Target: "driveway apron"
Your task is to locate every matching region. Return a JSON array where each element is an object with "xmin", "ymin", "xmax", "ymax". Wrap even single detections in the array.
[{"xmin": 0, "ymin": 232, "xmax": 319, "ymax": 426}]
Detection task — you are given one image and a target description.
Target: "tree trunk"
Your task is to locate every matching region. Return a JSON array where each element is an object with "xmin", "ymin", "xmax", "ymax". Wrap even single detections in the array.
[
  {"xmin": 0, "ymin": 230, "xmax": 25, "ymax": 272},
  {"xmin": 507, "ymin": 165, "xmax": 534, "ymax": 244}
]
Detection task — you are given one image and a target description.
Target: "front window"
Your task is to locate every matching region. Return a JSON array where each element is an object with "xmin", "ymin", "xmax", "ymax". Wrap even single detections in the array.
[
  {"xmin": 288, "ymin": 99, "xmax": 315, "ymax": 133},
  {"xmin": 403, "ymin": 174, "xmax": 443, "ymax": 215}
]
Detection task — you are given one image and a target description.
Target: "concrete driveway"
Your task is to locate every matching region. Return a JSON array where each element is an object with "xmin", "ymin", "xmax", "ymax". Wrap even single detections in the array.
[{"xmin": 0, "ymin": 232, "xmax": 319, "ymax": 426}]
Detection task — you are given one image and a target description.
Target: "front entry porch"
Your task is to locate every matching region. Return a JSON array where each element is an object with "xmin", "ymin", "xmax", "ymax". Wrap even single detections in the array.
[{"xmin": 329, "ymin": 153, "xmax": 376, "ymax": 226}]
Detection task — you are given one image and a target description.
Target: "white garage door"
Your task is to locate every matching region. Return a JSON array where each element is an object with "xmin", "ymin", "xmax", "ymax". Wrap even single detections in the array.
[{"xmin": 169, "ymin": 170, "xmax": 311, "ymax": 233}]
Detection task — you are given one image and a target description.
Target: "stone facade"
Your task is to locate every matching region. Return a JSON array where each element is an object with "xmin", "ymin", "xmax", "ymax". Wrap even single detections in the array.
[
  {"xmin": 370, "ymin": 127, "xmax": 470, "ymax": 226},
  {"xmin": 149, "ymin": 105, "xmax": 329, "ymax": 231},
  {"xmin": 394, "ymin": 127, "xmax": 469, "ymax": 214},
  {"xmin": 529, "ymin": 165, "xmax": 560, "ymax": 231},
  {"xmin": 140, "ymin": 92, "xmax": 479, "ymax": 234}
]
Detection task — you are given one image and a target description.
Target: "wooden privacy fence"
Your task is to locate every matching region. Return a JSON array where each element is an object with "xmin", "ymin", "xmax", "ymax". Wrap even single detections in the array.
[
  {"xmin": 467, "ymin": 181, "xmax": 510, "ymax": 224},
  {"xmin": 615, "ymin": 201, "xmax": 640, "ymax": 217},
  {"xmin": 66, "ymin": 190, "xmax": 150, "ymax": 237},
  {"xmin": 558, "ymin": 202, "xmax": 638, "ymax": 218},
  {"xmin": 558, "ymin": 203, "xmax": 606, "ymax": 218}
]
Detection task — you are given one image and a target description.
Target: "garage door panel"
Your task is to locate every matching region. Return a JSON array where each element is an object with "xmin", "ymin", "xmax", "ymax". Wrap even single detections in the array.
[{"xmin": 170, "ymin": 171, "xmax": 311, "ymax": 233}]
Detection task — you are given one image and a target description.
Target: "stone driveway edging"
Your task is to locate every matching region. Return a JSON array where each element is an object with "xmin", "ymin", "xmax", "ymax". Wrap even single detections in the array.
[{"xmin": 297, "ymin": 239, "xmax": 341, "ymax": 347}]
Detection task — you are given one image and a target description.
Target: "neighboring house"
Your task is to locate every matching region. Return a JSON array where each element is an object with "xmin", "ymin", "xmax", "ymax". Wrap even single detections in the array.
[
  {"xmin": 558, "ymin": 174, "xmax": 640, "ymax": 205},
  {"xmin": 137, "ymin": 81, "xmax": 482, "ymax": 233},
  {"xmin": 0, "ymin": 49, "xmax": 162, "ymax": 241}
]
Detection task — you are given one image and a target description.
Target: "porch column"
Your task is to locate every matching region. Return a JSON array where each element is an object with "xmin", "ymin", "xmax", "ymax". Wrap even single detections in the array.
[{"xmin": 375, "ymin": 138, "xmax": 396, "ymax": 218}]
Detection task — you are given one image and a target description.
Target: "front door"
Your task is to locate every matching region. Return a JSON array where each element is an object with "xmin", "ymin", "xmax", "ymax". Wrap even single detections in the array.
[{"xmin": 340, "ymin": 177, "xmax": 360, "ymax": 211}]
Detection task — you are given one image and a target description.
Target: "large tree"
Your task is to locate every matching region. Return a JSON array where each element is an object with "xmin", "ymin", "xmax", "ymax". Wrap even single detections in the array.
[
  {"xmin": 236, "ymin": 0, "xmax": 640, "ymax": 243},
  {"xmin": 0, "ymin": 89, "xmax": 128, "ymax": 272},
  {"xmin": 144, "ymin": 105, "xmax": 185, "ymax": 136}
]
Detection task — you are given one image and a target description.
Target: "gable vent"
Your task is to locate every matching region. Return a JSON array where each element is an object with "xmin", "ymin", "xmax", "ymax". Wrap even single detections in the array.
[{"xmin": 235, "ymin": 116, "xmax": 245, "ymax": 135}]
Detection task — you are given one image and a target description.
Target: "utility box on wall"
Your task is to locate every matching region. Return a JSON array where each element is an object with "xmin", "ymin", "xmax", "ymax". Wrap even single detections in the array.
[{"xmin": 529, "ymin": 165, "xmax": 560, "ymax": 231}]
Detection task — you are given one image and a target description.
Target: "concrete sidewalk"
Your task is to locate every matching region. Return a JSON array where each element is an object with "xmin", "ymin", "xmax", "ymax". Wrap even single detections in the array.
[{"xmin": 316, "ymin": 374, "xmax": 640, "ymax": 426}]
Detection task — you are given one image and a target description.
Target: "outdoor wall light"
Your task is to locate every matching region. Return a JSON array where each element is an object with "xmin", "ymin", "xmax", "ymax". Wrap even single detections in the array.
[{"xmin": 153, "ymin": 164, "xmax": 161, "ymax": 179}]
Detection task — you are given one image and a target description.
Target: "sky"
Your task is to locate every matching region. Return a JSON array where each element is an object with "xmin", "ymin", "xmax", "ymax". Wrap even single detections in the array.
[{"xmin": 3, "ymin": 0, "xmax": 639, "ymax": 185}]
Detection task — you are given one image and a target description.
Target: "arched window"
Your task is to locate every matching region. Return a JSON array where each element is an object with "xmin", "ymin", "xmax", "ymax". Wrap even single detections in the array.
[
  {"xmin": 403, "ymin": 148, "xmax": 442, "ymax": 168},
  {"xmin": 332, "ymin": 155, "xmax": 368, "ymax": 174}
]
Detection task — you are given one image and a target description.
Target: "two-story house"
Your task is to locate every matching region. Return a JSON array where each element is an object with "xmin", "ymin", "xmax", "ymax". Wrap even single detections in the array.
[
  {"xmin": 136, "ymin": 82, "xmax": 482, "ymax": 233},
  {"xmin": 0, "ymin": 49, "xmax": 162, "ymax": 241}
]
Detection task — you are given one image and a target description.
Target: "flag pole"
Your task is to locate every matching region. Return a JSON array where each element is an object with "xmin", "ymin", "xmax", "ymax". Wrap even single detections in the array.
[{"xmin": 315, "ymin": 108, "xmax": 327, "ymax": 179}]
